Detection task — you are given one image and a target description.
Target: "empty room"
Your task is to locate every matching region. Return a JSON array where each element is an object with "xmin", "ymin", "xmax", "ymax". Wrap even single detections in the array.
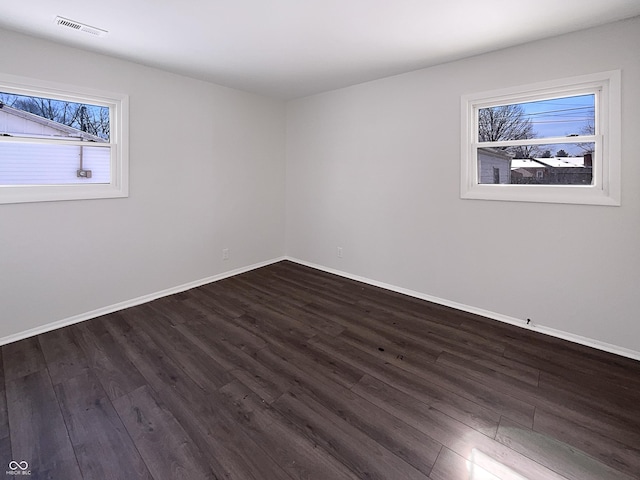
[{"xmin": 0, "ymin": 1, "xmax": 639, "ymax": 479}]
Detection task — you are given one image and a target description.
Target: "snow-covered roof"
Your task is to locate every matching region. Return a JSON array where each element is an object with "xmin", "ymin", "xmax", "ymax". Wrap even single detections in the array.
[
  {"xmin": 534, "ymin": 157, "xmax": 585, "ymax": 168},
  {"xmin": 511, "ymin": 157, "xmax": 586, "ymax": 170},
  {"xmin": 511, "ymin": 159, "xmax": 546, "ymax": 170}
]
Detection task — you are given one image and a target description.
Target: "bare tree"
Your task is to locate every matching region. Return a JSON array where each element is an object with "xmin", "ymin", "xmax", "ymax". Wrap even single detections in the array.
[
  {"xmin": 479, "ymin": 104, "xmax": 535, "ymax": 142},
  {"xmin": 0, "ymin": 93, "xmax": 18, "ymax": 107},
  {"xmin": 479, "ymin": 104, "xmax": 538, "ymax": 158},
  {"xmin": 577, "ymin": 121, "xmax": 595, "ymax": 155},
  {"xmin": 1, "ymin": 92, "xmax": 110, "ymax": 140},
  {"xmin": 511, "ymin": 145, "xmax": 541, "ymax": 159}
]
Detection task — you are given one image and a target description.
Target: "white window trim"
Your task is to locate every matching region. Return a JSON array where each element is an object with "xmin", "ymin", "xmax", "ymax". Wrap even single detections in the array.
[
  {"xmin": 0, "ymin": 73, "xmax": 129, "ymax": 204},
  {"xmin": 461, "ymin": 71, "xmax": 621, "ymax": 206}
]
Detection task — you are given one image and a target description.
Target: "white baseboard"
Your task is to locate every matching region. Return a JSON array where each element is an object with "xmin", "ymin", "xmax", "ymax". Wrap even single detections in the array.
[
  {"xmin": 0, "ymin": 256, "xmax": 286, "ymax": 347},
  {"xmin": 4, "ymin": 254, "xmax": 639, "ymax": 362},
  {"xmin": 285, "ymin": 257, "xmax": 640, "ymax": 362}
]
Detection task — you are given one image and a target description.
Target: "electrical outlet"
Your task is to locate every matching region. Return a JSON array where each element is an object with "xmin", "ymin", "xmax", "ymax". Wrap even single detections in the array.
[
  {"xmin": 337, "ymin": 247, "xmax": 343, "ymax": 258},
  {"xmin": 222, "ymin": 248, "xmax": 229, "ymax": 260}
]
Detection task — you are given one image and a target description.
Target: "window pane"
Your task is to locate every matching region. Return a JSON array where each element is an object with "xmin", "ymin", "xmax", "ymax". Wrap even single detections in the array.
[
  {"xmin": 0, "ymin": 92, "xmax": 110, "ymax": 141},
  {"xmin": 478, "ymin": 143, "xmax": 594, "ymax": 185},
  {"xmin": 0, "ymin": 142, "xmax": 111, "ymax": 185},
  {"xmin": 478, "ymin": 94, "xmax": 595, "ymax": 142}
]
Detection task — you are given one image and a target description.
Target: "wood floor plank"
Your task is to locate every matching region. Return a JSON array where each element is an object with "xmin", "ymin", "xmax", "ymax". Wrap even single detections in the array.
[
  {"xmin": 502, "ymin": 337, "xmax": 640, "ymax": 393},
  {"xmin": 338, "ymin": 327, "xmax": 536, "ymax": 428},
  {"xmin": 271, "ymin": 261, "xmax": 464, "ymax": 328},
  {"xmin": 436, "ymin": 349, "xmax": 540, "ymax": 388},
  {"xmin": 54, "ymin": 370, "xmax": 154, "ymax": 480},
  {"xmin": 495, "ymin": 417, "xmax": 636, "ymax": 480},
  {"xmin": 145, "ymin": 293, "xmax": 192, "ymax": 324},
  {"xmin": 0, "ymin": 435, "xmax": 11, "ymax": 474},
  {"xmin": 537, "ymin": 371, "xmax": 640, "ymax": 429},
  {"xmin": 188, "ymin": 286, "xmax": 246, "ymax": 319},
  {"xmin": 6, "ymin": 369, "xmax": 83, "ymax": 479},
  {"xmin": 0, "ymin": 353, "xmax": 9, "ymax": 441},
  {"xmin": 204, "ymin": 278, "xmax": 257, "ymax": 308},
  {"xmin": 436, "ymin": 342, "xmax": 640, "ymax": 451},
  {"xmin": 124, "ymin": 304, "xmax": 232, "ymax": 391},
  {"xmin": 305, "ymin": 295, "xmax": 508, "ymax": 366},
  {"xmin": 224, "ymin": 274, "xmax": 310, "ymax": 310},
  {"xmin": 247, "ymin": 343, "xmax": 442, "ymax": 475},
  {"xmin": 103, "ymin": 313, "xmax": 210, "ymax": 407},
  {"xmin": 540, "ymin": 367, "xmax": 640, "ymax": 409},
  {"xmin": 263, "ymin": 339, "xmax": 365, "ymax": 390},
  {"xmin": 245, "ymin": 293, "xmax": 346, "ymax": 337},
  {"xmin": 356, "ymin": 296, "xmax": 506, "ymax": 353},
  {"xmin": 218, "ymin": 380, "xmax": 361, "ymax": 480},
  {"xmin": 310, "ymin": 334, "xmax": 502, "ymax": 437},
  {"xmin": 2, "ymin": 336, "xmax": 47, "ymax": 382},
  {"xmin": 0, "ymin": 352, "xmax": 9, "ymax": 465},
  {"xmin": 176, "ymin": 295, "xmax": 268, "ymax": 355},
  {"xmin": 527, "ymin": 374, "xmax": 640, "ymax": 450},
  {"xmin": 242, "ymin": 301, "xmax": 320, "ymax": 340},
  {"xmin": 173, "ymin": 318, "xmax": 291, "ymax": 403},
  {"xmin": 233, "ymin": 311, "xmax": 314, "ymax": 351},
  {"xmin": 533, "ymin": 408, "xmax": 640, "ymax": 478},
  {"xmin": 430, "ymin": 447, "xmax": 526, "ymax": 480},
  {"xmin": 96, "ymin": 312, "xmax": 272, "ymax": 480},
  {"xmin": 72, "ymin": 319, "xmax": 147, "ymax": 401},
  {"xmin": 274, "ymin": 389, "xmax": 432, "ymax": 480},
  {"xmin": 338, "ymin": 320, "xmax": 442, "ymax": 363},
  {"xmin": 153, "ymin": 380, "xmax": 293, "ymax": 480},
  {"xmin": 112, "ymin": 385, "xmax": 218, "ymax": 480},
  {"xmin": 38, "ymin": 326, "xmax": 89, "ymax": 384},
  {"xmin": 353, "ymin": 374, "xmax": 568, "ymax": 480}
]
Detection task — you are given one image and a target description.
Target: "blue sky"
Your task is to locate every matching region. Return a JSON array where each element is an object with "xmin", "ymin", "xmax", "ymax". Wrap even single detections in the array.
[{"xmin": 520, "ymin": 94, "xmax": 594, "ymax": 139}]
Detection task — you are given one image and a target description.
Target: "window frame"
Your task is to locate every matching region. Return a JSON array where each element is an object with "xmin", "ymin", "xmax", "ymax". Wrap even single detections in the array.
[
  {"xmin": 460, "ymin": 71, "xmax": 621, "ymax": 206},
  {"xmin": 0, "ymin": 73, "xmax": 129, "ymax": 204}
]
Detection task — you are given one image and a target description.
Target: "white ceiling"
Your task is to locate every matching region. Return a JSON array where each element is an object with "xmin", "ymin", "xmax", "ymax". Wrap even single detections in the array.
[{"xmin": 2, "ymin": 1, "xmax": 639, "ymax": 99}]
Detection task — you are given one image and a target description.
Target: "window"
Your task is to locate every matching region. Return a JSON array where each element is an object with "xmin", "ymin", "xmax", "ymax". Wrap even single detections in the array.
[
  {"xmin": 461, "ymin": 71, "xmax": 620, "ymax": 205},
  {"xmin": 0, "ymin": 73, "xmax": 128, "ymax": 204}
]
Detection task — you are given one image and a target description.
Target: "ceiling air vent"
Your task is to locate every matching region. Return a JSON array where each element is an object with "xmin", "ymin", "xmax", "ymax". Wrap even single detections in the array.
[{"xmin": 55, "ymin": 16, "xmax": 108, "ymax": 37}]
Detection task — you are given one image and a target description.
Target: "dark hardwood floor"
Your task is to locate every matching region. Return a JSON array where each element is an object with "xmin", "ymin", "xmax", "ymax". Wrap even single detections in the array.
[{"xmin": 1, "ymin": 260, "xmax": 639, "ymax": 479}]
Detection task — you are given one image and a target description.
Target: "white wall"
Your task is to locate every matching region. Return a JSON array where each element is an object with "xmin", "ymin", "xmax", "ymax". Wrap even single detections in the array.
[
  {"xmin": 285, "ymin": 17, "xmax": 640, "ymax": 355},
  {"xmin": 0, "ymin": 28, "xmax": 286, "ymax": 340}
]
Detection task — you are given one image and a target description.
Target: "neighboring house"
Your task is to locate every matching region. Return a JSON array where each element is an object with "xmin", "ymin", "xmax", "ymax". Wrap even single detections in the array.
[
  {"xmin": 477, "ymin": 147, "xmax": 511, "ymax": 184},
  {"xmin": 535, "ymin": 155, "xmax": 593, "ymax": 185},
  {"xmin": 511, "ymin": 155, "xmax": 593, "ymax": 185},
  {"xmin": 511, "ymin": 158, "xmax": 547, "ymax": 183},
  {"xmin": 0, "ymin": 103, "xmax": 109, "ymax": 184}
]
